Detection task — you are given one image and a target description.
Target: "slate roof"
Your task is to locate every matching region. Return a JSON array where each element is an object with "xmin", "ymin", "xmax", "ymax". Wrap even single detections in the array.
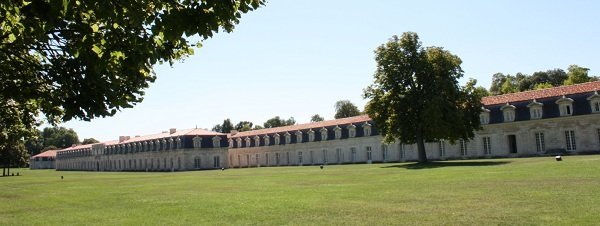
[{"xmin": 482, "ymin": 81, "xmax": 600, "ymax": 106}]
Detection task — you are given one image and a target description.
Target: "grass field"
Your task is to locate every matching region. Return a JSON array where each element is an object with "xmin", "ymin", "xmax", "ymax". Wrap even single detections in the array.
[{"xmin": 2, "ymin": 155, "xmax": 600, "ymax": 225}]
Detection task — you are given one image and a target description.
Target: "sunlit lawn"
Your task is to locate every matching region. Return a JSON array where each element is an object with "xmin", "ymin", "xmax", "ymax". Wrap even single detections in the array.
[{"xmin": 2, "ymin": 155, "xmax": 600, "ymax": 225}]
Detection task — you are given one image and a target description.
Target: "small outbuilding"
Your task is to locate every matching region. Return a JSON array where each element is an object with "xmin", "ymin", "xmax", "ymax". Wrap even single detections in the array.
[{"xmin": 30, "ymin": 150, "xmax": 57, "ymax": 169}]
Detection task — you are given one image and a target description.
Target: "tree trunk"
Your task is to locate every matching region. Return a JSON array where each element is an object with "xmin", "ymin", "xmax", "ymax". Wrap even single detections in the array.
[{"xmin": 415, "ymin": 129, "xmax": 428, "ymax": 163}]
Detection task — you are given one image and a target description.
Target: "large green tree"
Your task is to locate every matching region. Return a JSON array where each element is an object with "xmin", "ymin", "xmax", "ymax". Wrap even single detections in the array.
[
  {"xmin": 363, "ymin": 32, "xmax": 482, "ymax": 163},
  {"xmin": 564, "ymin": 65, "xmax": 592, "ymax": 85},
  {"xmin": 334, "ymin": 100, "xmax": 361, "ymax": 119},
  {"xmin": 0, "ymin": 0, "xmax": 264, "ymax": 162}
]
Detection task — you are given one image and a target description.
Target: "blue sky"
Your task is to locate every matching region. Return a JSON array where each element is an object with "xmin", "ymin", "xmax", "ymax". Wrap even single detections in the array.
[{"xmin": 64, "ymin": 0, "xmax": 600, "ymax": 141}]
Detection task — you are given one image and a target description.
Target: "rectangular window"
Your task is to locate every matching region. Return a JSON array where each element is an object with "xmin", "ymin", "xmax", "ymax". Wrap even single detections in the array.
[
  {"xmin": 382, "ymin": 144, "xmax": 388, "ymax": 161},
  {"xmin": 565, "ymin": 130, "xmax": 576, "ymax": 151},
  {"xmin": 399, "ymin": 144, "xmax": 405, "ymax": 159},
  {"xmin": 298, "ymin": 152, "xmax": 303, "ymax": 165},
  {"xmin": 535, "ymin": 132, "xmax": 545, "ymax": 152},
  {"xmin": 286, "ymin": 152, "xmax": 290, "ymax": 165},
  {"xmin": 194, "ymin": 158, "xmax": 201, "ymax": 169},
  {"xmin": 351, "ymin": 147, "xmax": 357, "ymax": 162},
  {"xmin": 336, "ymin": 148, "xmax": 342, "ymax": 163},
  {"xmin": 322, "ymin": 149, "xmax": 328, "ymax": 164},
  {"xmin": 594, "ymin": 102, "xmax": 600, "ymax": 112},
  {"xmin": 438, "ymin": 140, "xmax": 446, "ymax": 157},
  {"xmin": 265, "ymin": 153, "xmax": 269, "ymax": 166},
  {"xmin": 482, "ymin": 137, "xmax": 491, "ymax": 155},
  {"xmin": 213, "ymin": 156, "xmax": 220, "ymax": 168},
  {"xmin": 597, "ymin": 128, "xmax": 600, "ymax": 146},
  {"xmin": 366, "ymin": 146, "xmax": 372, "ymax": 161},
  {"xmin": 460, "ymin": 139, "xmax": 468, "ymax": 156},
  {"xmin": 255, "ymin": 154, "xmax": 260, "ymax": 166},
  {"xmin": 276, "ymin": 153, "xmax": 280, "ymax": 165},
  {"xmin": 310, "ymin": 151, "xmax": 314, "ymax": 164}
]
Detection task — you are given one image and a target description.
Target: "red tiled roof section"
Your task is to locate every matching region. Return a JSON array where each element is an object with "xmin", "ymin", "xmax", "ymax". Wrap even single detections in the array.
[
  {"xmin": 482, "ymin": 81, "xmax": 600, "ymax": 106},
  {"xmin": 32, "ymin": 150, "xmax": 57, "ymax": 158},
  {"xmin": 230, "ymin": 115, "xmax": 372, "ymax": 138}
]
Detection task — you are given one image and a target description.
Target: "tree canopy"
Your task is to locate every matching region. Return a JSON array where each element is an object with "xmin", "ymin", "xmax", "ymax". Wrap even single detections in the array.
[
  {"xmin": 263, "ymin": 116, "xmax": 295, "ymax": 128},
  {"xmin": 310, "ymin": 114, "xmax": 324, "ymax": 122},
  {"xmin": 363, "ymin": 32, "xmax": 482, "ymax": 163},
  {"xmin": 488, "ymin": 66, "xmax": 597, "ymax": 95},
  {"xmin": 82, "ymin": 138, "xmax": 100, "ymax": 145},
  {"xmin": 334, "ymin": 100, "xmax": 361, "ymax": 119},
  {"xmin": 0, "ymin": 0, "xmax": 264, "ymax": 164}
]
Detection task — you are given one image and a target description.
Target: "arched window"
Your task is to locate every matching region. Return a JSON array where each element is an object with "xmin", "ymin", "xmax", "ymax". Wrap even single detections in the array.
[
  {"xmin": 295, "ymin": 131, "xmax": 303, "ymax": 143},
  {"xmin": 333, "ymin": 126, "xmax": 342, "ymax": 139},
  {"xmin": 501, "ymin": 103, "xmax": 516, "ymax": 122},
  {"xmin": 160, "ymin": 139, "xmax": 167, "ymax": 150},
  {"xmin": 587, "ymin": 91, "xmax": 600, "ymax": 113},
  {"xmin": 527, "ymin": 99, "xmax": 544, "ymax": 120},
  {"xmin": 168, "ymin": 137, "xmax": 174, "ymax": 149},
  {"xmin": 363, "ymin": 122, "xmax": 372, "ymax": 136},
  {"xmin": 284, "ymin": 132, "xmax": 291, "ymax": 144},
  {"xmin": 193, "ymin": 136, "xmax": 202, "ymax": 148},
  {"xmin": 480, "ymin": 108, "xmax": 490, "ymax": 124},
  {"xmin": 254, "ymin": 136, "xmax": 260, "ymax": 147},
  {"xmin": 274, "ymin": 133, "xmax": 280, "ymax": 145},
  {"xmin": 347, "ymin": 124, "xmax": 356, "ymax": 138},
  {"xmin": 245, "ymin": 137, "xmax": 251, "ymax": 147},
  {"xmin": 307, "ymin": 129, "xmax": 315, "ymax": 142},
  {"xmin": 555, "ymin": 95, "xmax": 574, "ymax": 116},
  {"xmin": 320, "ymin": 127, "xmax": 328, "ymax": 141},
  {"xmin": 263, "ymin": 135, "xmax": 270, "ymax": 146},
  {"xmin": 236, "ymin": 138, "xmax": 242, "ymax": 148},
  {"xmin": 212, "ymin": 136, "xmax": 222, "ymax": 148},
  {"xmin": 142, "ymin": 141, "xmax": 148, "ymax": 152},
  {"xmin": 176, "ymin": 137, "xmax": 182, "ymax": 149}
]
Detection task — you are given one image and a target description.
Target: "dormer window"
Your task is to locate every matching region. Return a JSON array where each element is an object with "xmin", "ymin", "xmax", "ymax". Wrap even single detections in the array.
[
  {"xmin": 254, "ymin": 136, "xmax": 260, "ymax": 147},
  {"xmin": 245, "ymin": 137, "xmax": 251, "ymax": 147},
  {"xmin": 501, "ymin": 103, "xmax": 516, "ymax": 122},
  {"xmin": 333, "ymin": 126, "xmax": 342, "ymax": 139},
  {"xmin": 363, "ymin": 122, "xmax": 372, "ymax": 136},
  {"xmin": 161, "ymin": 139, "xmax": 167, "ymax": 150},
  {"xmin": 307, "ymin": 129, "xmax": 315, "ymax": 142},
  {"xmin": 284, "ymin": 132, "xmax": 291, "ymax": 144},
  {"xmin": 587, "ymin": 91, "xmax": 600, "ymax": 113},
  {"xmin": 320, "ymin": 128, "xmax": 328, "ymax": 141},
  {"xmin": 263, "ymin": 135, "xmax": 270, "ymax": 146},
  {"xmin": 480, "ymin": 108, "xmax": 490, "ymax": 124},
  {"xmin": 527, "ymin": 99, "xmax": 544, "ymax": 120},
  {"xmin": 228, "ymin": 139, "xmax": 233, "ymax": 148},
  {"xmin": 168, "ymin": 137, "xmax": 174, "ymax": 149},
  {"xmin": 295, "ymin": 131, "xmax": 303, "ymax": 143},
  {"xmin": 193, "ymin": 136, "xmax": 202, "ymax": 148},
  {"xmin": 347, "ymin": 124, "xmax": 356, "ymax": 138},
  {"xmin": 274, "ymin": 133, "xmax": 280, "ymax": 145},
  {"xmin": 555, "ymin": 95, "xmax": 574, "ymax": 116},
  {"xmin": 236, "ymin": 138, "xmax": 242, "ymax": 148},
  {"xmin": 212, "ymin": 136, "xmax": 222, "ymax": 148}
]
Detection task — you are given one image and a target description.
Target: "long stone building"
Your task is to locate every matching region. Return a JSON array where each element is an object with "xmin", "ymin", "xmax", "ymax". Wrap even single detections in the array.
[{"xmin": 50, "ymin": 82, "xmax": 600, "ymax": 171}]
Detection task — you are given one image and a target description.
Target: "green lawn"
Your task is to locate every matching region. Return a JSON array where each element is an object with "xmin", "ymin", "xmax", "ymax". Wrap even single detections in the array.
[{"xmin": 2, "ymin": 155, "xmax": 600, "ymax": 225}]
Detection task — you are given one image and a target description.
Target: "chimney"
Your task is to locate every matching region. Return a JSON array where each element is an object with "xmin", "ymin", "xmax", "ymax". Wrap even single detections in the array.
[
  {"xmin": 230, "ymin": 130, "xmax": 238, "ymax": 135},
  {"xmin": 119, "ymin": 136, "xmax": 130, "ymax": 142},
  {"xmin": 169, "ymin": 128, "xmax": 177, "ymax": 134}
]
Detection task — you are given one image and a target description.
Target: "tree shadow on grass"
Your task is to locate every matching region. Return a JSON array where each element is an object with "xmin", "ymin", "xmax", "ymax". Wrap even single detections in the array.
[{"xmin": 382, "ymin": 161, "xmax": 512, "ymax": 170}]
